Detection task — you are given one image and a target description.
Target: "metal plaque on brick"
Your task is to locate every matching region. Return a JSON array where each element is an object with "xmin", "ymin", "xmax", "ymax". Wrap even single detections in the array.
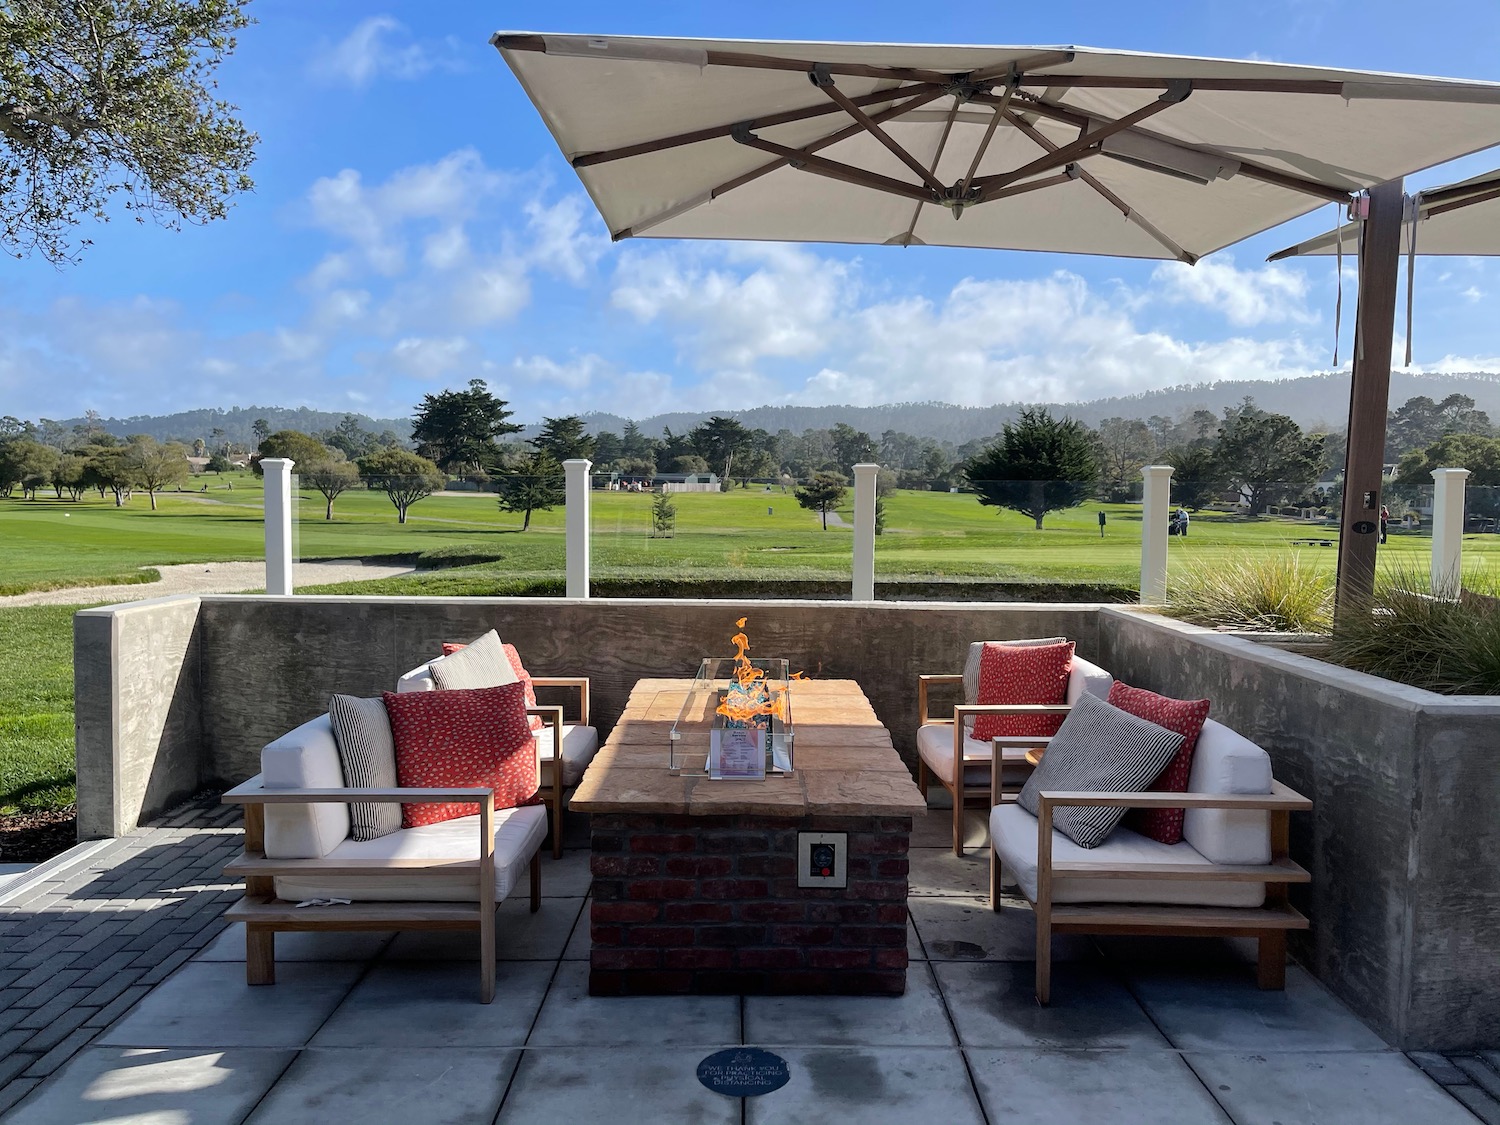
[{"xmin": 696, "ymin": 1048, "xmax": 790, "ymax": 1098}]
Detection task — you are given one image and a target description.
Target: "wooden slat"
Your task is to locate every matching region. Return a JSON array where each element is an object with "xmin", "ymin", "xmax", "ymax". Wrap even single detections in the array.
[
  {"xmin": 1048, "ymin": 901, "xmax": 1309, "ymax": 931},
  {"xmin": 227, "ymin": 855, "xmax": 481, "ymax": 878},
  {"xmin": 1039, "ymin": 780, "xmax": 1312, "ymax": 811},
  {"xmin": 732, "ymin": 133, "xmax": 936, "ymax": 204},
  {"xmin": 228, "ymin": 895, "xmax": 480, "ymax": 931},
  {"xmin": 1050, "ymin": 857, "xmax": 1310, "ymax": 883},
  {"xmin": 1018, "ymin": 75, "xmax": 1345, "ymax": 94}
]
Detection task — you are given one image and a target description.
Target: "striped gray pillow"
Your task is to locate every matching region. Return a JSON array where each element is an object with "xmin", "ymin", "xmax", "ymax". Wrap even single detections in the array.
[
  {"xmin": 1017, "ymin": 691, "xmax": 1183, "ymax": 849},
  {"xmin": 430, "ymin": 629, "xmax": 518, "ymax": 691},
  {"xmin": 328, "ymin": 695, "xmax": 401, "ymax": 841}
]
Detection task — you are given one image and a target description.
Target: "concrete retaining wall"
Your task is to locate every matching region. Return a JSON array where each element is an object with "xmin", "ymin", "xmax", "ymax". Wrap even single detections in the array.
[{"xmin": 70, "ymin": 594, "xmax": 1500, "ymax": 1049}]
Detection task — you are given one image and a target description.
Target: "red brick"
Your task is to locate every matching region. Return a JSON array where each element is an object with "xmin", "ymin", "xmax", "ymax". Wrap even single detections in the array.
[
  {"xmin": 840, "ymin": 925, "xmax": 906, "ymax": 947},
  {"xmin": 877, "ymin": 858, "xmax": 910, "ymax": 879},
  {"xmin": 665, "ymin": 856, "xmax": 733, "ymax": 878},
  {"xmin": 629, "ymin": 834, "xmax": 697, "ymax": 854},
  {"xmin": 591, "ymin": 948, "xmax": 660, "ymax": 970},
  {"xmin": 874, "ymin": 948, "xmax": 910, "ymax": 970},
  {"xmin": 591, "ymin": 878, "xmax": 624, "ymax": 901},
  {"xmin": 629, "ymin": 926, "xmax": 697, "ymax": 946},
  {"xmin": 738, "ymin": 901, "xmax": 805, "ymax": 923},
  {"xmin": 663, "ymin": 902, "xmax": 734, "ymax": 923},
  {"xmin": 701, "ymin": 879, "xmax": 769, "ymax": 899},
  {"xmin": 590, "ymin": 924, "xmax": 625, "ymax": 945},
  {"xmin": 591, "ymin": 856, "xmax": 626, "ymax": 877},
  {"xmin": 702, "ymin": 832, "xmax": 770, "ymax": 853},
  {"xmin": 849, "ymin": 880, "xmax": 907, "ymax": 901},
  {"xmin": 662, "ymin": 947, "xmax": 733, "ymax": 970},
  {"xmin": 625, "ymin": 856, "xmax": 662, "ymax": 876},
  {"xmin": 807, "ymin": 903, "xmax": 873, "ymax": 924},
  {"xmin": 770, "ymin": 924, "xmax": 836, "ymax": 945},
  {"xmin": 809, "ymin": 948, "xmax": 874, "ymax": 970},
  {"xmin": 737, "ymin": 854, "xmax": 796, "ymax": 878},
  {"xmin": 590, "ymin": 834, "xmax": 625, "ymax": 853},
  {"xmin": 852, "ymin": 833, "xmax": 909, "ymax": 856},
  {"xmin": 627, "ymin": 878, "xmax": 697, "ymax": 901},
  {"xmin": 875, "ymin": 904, "xmax": 908, "ymax": 924},
  {"xmin": 737, "ymin": 947, "xmax": 803, "ymax": 970},
  {"xmin": 701, "ymin": 924, "xmax": 768, "ymax": 946},
  {"xmin": 591, "ymin": 901, "xmax": 660, "ymax": 924}
]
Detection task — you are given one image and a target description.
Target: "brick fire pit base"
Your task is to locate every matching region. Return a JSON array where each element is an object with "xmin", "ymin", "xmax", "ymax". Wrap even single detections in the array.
[{"xmin": 589, "ymin": 813, "xmax": 911, "ymax": 996}]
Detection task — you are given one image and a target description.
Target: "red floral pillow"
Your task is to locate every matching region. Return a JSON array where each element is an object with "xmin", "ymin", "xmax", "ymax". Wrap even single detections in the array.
[
  {"xmin": 442, "ymin": 641, "xmax": 542, "ymax": 732},
  {"xmin": 1107, "ymin": 681, "xmax": 1211, "ymax": 845},
  {"xmin": 970, "ymin": 641, "xmax": 1075, "ymax": 741},
  {"xmin": 382, "ymin": 683, "xmax": 541, "ymax": 828}
]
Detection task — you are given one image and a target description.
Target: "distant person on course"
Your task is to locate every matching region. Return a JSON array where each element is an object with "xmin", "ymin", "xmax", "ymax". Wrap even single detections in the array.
[{"xmin": 1171, "ymin": 507, "xmax": 1190, "ymax": 537}]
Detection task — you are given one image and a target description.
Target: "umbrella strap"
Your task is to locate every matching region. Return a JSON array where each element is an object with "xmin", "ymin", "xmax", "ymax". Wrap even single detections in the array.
[
  {"xmin": 1355, "ymin": 205, "xmax": 1365, "ymax": 365},
  {"xmin": 1333, "ymin": 203, "xmax": 1343, "ymax": 368},
  {"xmin": 1404, "ymin": 192, "xmax": 1420, "ymax": 367}
]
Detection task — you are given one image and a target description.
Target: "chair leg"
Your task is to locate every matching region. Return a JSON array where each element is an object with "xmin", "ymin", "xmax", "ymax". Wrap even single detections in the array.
[
  {"xmin": 246, "ymin": 928, "xmax": 275, "ymax": 986},
  {"xmin": 551, "ymin": 798, "xmax": 563, "ymax": 860},
  {"xmin": 951, "ymin": 783, "xmax": 964, "ymax": 857},
  {"xmin": 1257, "ymin": 931, "xmax": 1287, "ymax": 990},
  {"xmin": 989, "ymin": 846, "xmax": 1001, "ymax": 912},
  {"xmin": 479, "ymin": 906, "xmax": 496, "ymax": 1004},
  {"xmin": 1034, "ymin": 911, "xmax": 1052, "ymax": 1005},
  {"xmin": 530, "ymin": 852, "xmax": 542, "ymax": 913}
]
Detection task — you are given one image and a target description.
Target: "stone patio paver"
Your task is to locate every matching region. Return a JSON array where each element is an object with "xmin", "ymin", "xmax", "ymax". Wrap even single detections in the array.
[
  {"xmin": 1, "ymin": 799, "xmax": 1494, "ymax": 1123},
  {"xmin": 749, "ymin": 1046, "xmax": 986, "ymax": 1125},
  {"xmin": 1186, "ymin": 1051, "xmax": 1481, "ymax": 1125}
]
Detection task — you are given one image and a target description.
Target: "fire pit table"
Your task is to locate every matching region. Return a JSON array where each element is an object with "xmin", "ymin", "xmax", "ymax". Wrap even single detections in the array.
[{"xmin": 573, "ymin": 677, "xmax": 926, "ymax": 996}]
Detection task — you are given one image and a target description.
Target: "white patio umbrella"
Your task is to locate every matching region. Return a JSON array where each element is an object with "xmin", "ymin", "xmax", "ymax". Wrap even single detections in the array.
[
  {"xmin": 491, "ymin": 32, "xmax": 1500, "ymax": 605},
  {"xmin": 1270, "ymin": 169, "xmax": 1500, "ymax": 259}
]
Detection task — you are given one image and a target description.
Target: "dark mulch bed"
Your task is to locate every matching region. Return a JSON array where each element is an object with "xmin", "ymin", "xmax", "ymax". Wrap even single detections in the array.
[{"xmin": 0, "ymin": 806, "xmax": 78, "ymax": 864}]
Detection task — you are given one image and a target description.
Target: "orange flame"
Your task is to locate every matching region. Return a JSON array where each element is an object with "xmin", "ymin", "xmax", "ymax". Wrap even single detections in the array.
[{"xmin": 716, "ymin": 615, "xmax": 786, "ymax": 724}]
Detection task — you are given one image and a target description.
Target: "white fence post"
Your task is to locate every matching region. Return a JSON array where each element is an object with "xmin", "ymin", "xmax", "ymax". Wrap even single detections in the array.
[
  {"xmin": 852, "ymin": 463, "xmax": 879, "ymax": 602},
  {"xmin": 1430, "ymin": 467, "xmax": 1470, "ymax": 598},
  {"xmin": 564, "ymin": 459, "xmax": 593, "ymax": 599},
  {"xmin": 262, "ymin": 458, "xmax": 294, "ymax": 596},
  {"xmin": 1139, "ymin": 465, "xmax": 1174, "ymax": 605}
]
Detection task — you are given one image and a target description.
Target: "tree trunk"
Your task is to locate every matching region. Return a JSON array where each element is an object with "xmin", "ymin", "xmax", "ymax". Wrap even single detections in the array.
[
  {"xmin": 149, "ymin": 490, "xmax": 158, "ymax": 511},
  {"xmin": 326, "ymin": 497, "xmax": 333, "ymax": 520},
  {"xmin": 522, "ymin": 506, "xmax": 532, "ymax": 531},
  {"xmin": 397, "ymin": 502, "xmax": 407, "ymax": 524},
  {"xmin": 822, "ymin": 507, "xmax": 829, "ymax": 530},
  {"xmin": 1034, "ymin": 514, "xmax": 1044, "ymax": 530}
]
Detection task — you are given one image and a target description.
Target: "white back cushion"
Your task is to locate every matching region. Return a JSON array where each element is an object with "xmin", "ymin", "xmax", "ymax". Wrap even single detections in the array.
[
  {"xmin": 396, "ymin": 663, "xmax": 437, "ymax": 692},
  {"xmin": 1065, "ymin": 656, "xmax": 1113, "ymax": 704},
  {"xmin": 262, "ymin": 714, "xmax": 350, "ymax": 859},
  {"xmin": 1182, "ymin": 718, "xmax": 1272, "ymax": 865}
]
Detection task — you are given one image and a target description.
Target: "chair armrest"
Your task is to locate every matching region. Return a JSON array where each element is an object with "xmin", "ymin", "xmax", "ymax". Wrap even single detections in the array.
[
  {"xmin": 531, "ymin": 677, "xmax": 590, "ymax": 725},
  {"xmin": 527, "ymin": 707, "xmax": 566, "ymax": 761},
  {"xmin": 917, "ymin": 674, "xmax": 962, "ymax": 725},
  {"xmin": 224, "ymin": 781, "xmax": 497, "ymax": 806},
  {"xmin": 1036, "ymin": 779, "xmax": 1311, "ymax": 813},
  {"xmin": 991, "ymin": 736, "xmax": 1055, "ymax": 748}
]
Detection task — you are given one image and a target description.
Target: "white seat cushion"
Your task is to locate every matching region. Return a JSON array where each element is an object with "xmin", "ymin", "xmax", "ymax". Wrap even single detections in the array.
[
  {"xmin": 274, "ymin": 804, "xmax": 547, "ymax": 904},
  {"xmin": 537, "ymin": 724, "xmax": 599, "ymax": 787},
  {"xmin": 1183, "ymin": 720, "xmax": 1273, "ymax": 865},
  {"xmin": 263, "ymin": 715, "xmax": 350, "ymax": 860},
  {"xmin": 396, "ymin": 663, "xmax": 437, "ymax": 692},
  {"xmin": 916, "ymin": 724, "xmax": 1033, "ymax": 788},
  {"xmin": 991, "ymin": 802, "xmax": 1265, "ymax": 908}
]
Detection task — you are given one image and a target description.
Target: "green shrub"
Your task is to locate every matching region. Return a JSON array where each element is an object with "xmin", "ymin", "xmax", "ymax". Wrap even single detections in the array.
[
  {"xmin": 1166, "ymin": 554, "xmax": 1333, "ymax": 633},
  {"xmin": 1328, "ymin": 565, "xmax": 1500, "ymax": 695}
]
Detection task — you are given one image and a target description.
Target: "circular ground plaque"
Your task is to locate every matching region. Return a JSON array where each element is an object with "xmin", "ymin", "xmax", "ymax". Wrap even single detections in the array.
[{"xmin": 696, "ymin": 1048, "xmax": 791, "ymax": 1098}]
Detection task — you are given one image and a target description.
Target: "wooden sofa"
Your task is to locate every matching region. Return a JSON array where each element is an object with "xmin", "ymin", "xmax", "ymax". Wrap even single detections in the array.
[
  {"xmin": 988, "ymin": 716, "xmax": 1312, "ymax": 1003},
  {"xmin": 398, "ymin": 661, "xmax": 595, "ymax": 859},
  {"xmin": 222, "ymin": 712, "xmax": 549, "ymax": 1003},
  {"xmin": 917, "ymin": 649, "xmax": 1112, "ymax": 855}
]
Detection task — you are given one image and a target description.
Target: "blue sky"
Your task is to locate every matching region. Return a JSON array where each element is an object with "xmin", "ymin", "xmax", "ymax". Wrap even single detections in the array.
[{"xmin": 5, "ymin": 0, "xmax": 1500, "ymax": 425}]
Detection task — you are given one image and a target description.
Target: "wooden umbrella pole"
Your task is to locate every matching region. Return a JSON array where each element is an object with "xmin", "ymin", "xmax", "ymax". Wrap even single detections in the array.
[{"xmin": 1335, "ymin": 179, "xmax": 1404, "ymax": 623}]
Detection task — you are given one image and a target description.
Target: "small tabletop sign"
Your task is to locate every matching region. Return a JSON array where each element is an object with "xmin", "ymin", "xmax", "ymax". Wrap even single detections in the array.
[
  {"xmin": 710, "ymin": 727, "xmax": 766, "ymax": 780},
  {"xmin": 696, "ymin": 1048, "xmax": 790, "ymax": 1098}
]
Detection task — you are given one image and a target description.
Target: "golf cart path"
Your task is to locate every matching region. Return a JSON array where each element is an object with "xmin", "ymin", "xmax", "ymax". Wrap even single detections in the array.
[{"xmin": 2, "ymin": 559, "xmax": 415, "ymax": 608}]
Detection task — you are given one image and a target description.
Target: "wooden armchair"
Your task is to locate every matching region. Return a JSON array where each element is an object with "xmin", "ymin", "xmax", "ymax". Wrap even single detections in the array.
[{"xmin": 986, "ymin": 718, "xmax": 1312, "ymax": 1004}]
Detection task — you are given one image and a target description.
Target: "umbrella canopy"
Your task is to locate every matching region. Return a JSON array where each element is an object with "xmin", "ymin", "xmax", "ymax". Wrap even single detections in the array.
[
  {"xmin": 1269, "ymin": 169, "xmax": 1500, "ymax": 258},
  {"xmin": 493, "ymin": 33, "xmax": 1500, "ymax": 264}
]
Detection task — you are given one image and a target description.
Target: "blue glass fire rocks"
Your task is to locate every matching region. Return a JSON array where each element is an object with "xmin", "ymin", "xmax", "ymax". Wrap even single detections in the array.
[{"xmin": 696, "ymin": 1048, "xmax": 791, "ymax": 1098}]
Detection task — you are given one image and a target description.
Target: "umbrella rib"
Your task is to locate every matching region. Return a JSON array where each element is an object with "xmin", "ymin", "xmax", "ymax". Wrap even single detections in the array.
[
  {"xmin": 900, "ymin": 102, "xmax": 960, "ymax": 244},
  {"xmin": 817, "ymin": 78, "xmax": 948, "ymax": 194},
  {"xmin": 1004, "ymin": 110, "xmax": 1197, "ymax": 263},
  {"xmin": 733, "ymin": 134, "xmax": 936, "ymax": 203},
  {"xmin": 571, "ymin": 83, "xmax": 942, "ymax": 168},
  {"xmin": 971, "ymin": 85, "xmax": 1189, "ymax": 201},
  {"xmin": 992, "ymin": 93, "xmax": 1350, "ymax": 203},
  {"xmin": 1426, "ymin": 183, "xmax": 1500, "ymax": 217},
  {"xmin": 957, "ymin": 89, "xmax": 1013, "ymax": 202},
  {"xmin": 1018, "ymin": 75, "xmax": 1346, "ymax": 94},
  {"xmin": 613, "ymin": 89, "xmax": 946, "ymax": 239}
]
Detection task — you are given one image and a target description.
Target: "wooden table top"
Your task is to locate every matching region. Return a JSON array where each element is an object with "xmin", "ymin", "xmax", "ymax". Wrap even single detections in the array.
[{"xmin": 571, "ymin": 678, "xmax": 926, "ymax": 818}]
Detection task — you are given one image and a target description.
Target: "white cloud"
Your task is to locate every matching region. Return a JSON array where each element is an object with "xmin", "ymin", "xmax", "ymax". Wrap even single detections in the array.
[
  {"xmin": 1151, "ymin": 255, "xmax": 1315, "ymax": 326},
  {"xmin": 522, "ymin": 197, "xmax": 609, "ymax": 284},
  {"xmin": 310, "ymin": 16, "xmax": 461, "ymax": 88},
  {"xmin": 383, "ymin": 336, "xmax": 482, "ymax": 381}
]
